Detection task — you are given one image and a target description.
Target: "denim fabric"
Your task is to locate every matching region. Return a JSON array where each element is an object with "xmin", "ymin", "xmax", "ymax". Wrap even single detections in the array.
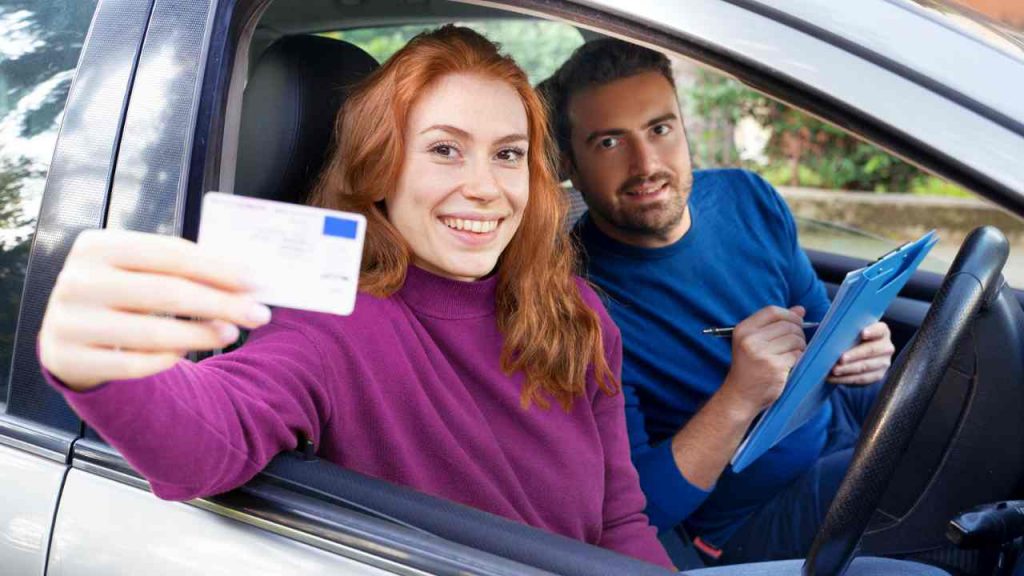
[{"xmin": 716, "ymin": 382, "xmax": 883, "ymax": 565}]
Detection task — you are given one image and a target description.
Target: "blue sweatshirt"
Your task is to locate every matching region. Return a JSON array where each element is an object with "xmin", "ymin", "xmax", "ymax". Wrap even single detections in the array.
[{"xmin": 576, "ymin": 169, "xmax": 832, "ymax": 546}]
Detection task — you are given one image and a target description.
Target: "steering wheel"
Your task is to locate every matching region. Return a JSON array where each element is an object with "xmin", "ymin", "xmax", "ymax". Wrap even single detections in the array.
[{"xmin": 804, "ymin": 226, "xmax": 1010, "ymax": 576}]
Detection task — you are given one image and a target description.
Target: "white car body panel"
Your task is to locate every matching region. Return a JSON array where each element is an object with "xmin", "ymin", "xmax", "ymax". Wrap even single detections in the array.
[
  {"xmin": 0, "ymin": 444, "xmax": 66, "ymax": 576},
  {"xmin": 47, "ymin": 470, "xmax": 411, "ymax": 576}
]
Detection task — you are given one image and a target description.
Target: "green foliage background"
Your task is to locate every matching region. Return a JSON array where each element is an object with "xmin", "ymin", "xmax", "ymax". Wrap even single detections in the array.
[
  {"xmin": 322, "ymin": 20, "xmax": 584, "ymax": 85},
  {"xmin": 684, "ymin": 70, "xmax": 969, "ymax": 196}
]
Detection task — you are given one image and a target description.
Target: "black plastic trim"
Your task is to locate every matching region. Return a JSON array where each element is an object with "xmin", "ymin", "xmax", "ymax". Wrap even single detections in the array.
[
  {"xmin": 184, "ymin": 0, "xmax": 271, "ymax": 241},
  {"xmin": 720, "ymin": 0, "xmax": 1024, "ymax": 139},
  {"xmin": 6, "ymin": 0, "xmax": 156, "ymax": 435},
  {"xmin": 0, "ymin": 414, "xmax": 77, "ymax": 462},
  {"xmin": 71, "ymin": 437, "xmax": 141, "ymax": 480},
  {"xmin": 213, "ymin": 480, "xmax": 555, "ymax": 576}
]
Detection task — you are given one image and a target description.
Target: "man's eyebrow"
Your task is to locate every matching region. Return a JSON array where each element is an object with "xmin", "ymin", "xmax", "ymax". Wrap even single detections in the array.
[
  {"xmin": 584, "ymin": 128, "xmax": 626, "ymax": 145},
  {"xmin": 584, "ymin": 112, "xmax": 680, "ymax": 145},
  {"xmin": 645, "ymin": 112, "xmax": 679, "ymax": 128}
]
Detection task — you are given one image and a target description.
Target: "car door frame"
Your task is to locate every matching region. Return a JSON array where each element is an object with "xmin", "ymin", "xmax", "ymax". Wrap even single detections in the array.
[{"xmin": 0, "ymin": 0, "xmax": 155, "ymax": 573}]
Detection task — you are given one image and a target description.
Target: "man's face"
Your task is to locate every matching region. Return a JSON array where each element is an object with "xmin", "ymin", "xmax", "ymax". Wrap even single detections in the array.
[{"xmin": 566, "ymin": 71, "xmax": 694, "ymax": 248}]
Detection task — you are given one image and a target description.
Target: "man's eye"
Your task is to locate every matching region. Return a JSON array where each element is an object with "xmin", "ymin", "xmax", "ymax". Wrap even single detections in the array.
[
  {"xmin": 653, "ymin": 124, "xmax": 672, "ymax": 136},
  {"xmin": 598, "ymin": 137, "xmax": 619, "ymax": 150}
]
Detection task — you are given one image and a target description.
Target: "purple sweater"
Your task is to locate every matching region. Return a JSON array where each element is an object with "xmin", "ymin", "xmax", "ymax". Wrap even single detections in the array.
[{"xmin": 48, "ymin": 266, "xmax": 672, "ymax": 568}]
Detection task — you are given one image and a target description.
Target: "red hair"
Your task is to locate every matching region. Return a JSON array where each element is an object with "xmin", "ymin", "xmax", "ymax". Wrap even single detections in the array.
[{"xmin": 310, "ymin": 26, "xmax": 616, "ymax": 410}]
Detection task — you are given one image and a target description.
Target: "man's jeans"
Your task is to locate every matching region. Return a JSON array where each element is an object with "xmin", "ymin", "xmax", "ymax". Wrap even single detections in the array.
[{"xmin": 717, "ymin": 382, "xmax": 883, "ymax": 564}]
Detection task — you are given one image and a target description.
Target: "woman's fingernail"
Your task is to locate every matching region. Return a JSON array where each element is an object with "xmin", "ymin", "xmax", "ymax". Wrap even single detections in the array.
[
  {"xmin": 216, "ymin": 322, "xmax": 240, "ymax": 344},
  {"xmin": 247, "ymin": 304, "xmax": 272, "ymax": 325}
]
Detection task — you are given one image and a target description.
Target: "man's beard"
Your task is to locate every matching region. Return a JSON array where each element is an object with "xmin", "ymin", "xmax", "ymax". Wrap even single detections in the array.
[{"xmin": 587, "ymin": 171, "xmax": 691, "ymax": 240}]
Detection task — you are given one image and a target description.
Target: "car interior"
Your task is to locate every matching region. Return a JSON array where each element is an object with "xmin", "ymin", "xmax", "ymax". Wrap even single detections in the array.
[{"xmin": 68, "ymin": 0, "xmax": 1024, "ymax": 574}]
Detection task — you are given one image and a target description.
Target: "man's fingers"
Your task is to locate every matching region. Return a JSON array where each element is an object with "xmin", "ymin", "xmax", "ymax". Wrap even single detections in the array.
[
  {"xmin": 829, "ymin": 369, "xmax": 888, "ymax": 386},
  {"xmin": 61, "ymin": 268, "xmax": 271, "ymax": 329},
  {"xmin": 860, "ymin": 321, "xmax": 890, "ymax": 341},
  {"xmin": 760, "ymin": 319, "xmax": 808, "ymax": 344},
  {"xmin": 49, "ymin": 307, "xmax": 241, "ymax": 352},
  {"xmin": 839, "ymin": 339, "xmax": 896, "ymax": 365},
  {"xmin": 73, "ymin": 229, "xmax": 252, "ymax": 292},
  {"xmin": 761, "ymin": 334, "xmax": 807, "ymax": 356},
  {"xmin": 832, "ymin": 355, "xmax": 891, "ymax": 377},
  {"xmin": 738, "ymin": 306, "xmax": 806, "ymax": 334}
]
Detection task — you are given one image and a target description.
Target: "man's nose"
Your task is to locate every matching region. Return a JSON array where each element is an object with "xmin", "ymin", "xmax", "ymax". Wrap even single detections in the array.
[{"xmin": 630, "ymin": 138, "xmax": 661, "ymax": 176}]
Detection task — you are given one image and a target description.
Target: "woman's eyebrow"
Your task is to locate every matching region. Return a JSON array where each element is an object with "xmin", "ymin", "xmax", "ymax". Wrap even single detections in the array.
[
  {"xmin": 494, "ymin": 133, "xmax": 528, "ymax": 145},
  {"xmin": 419, "ymin": 125, "xmax": 527, "ymax": 146},
  {"xmin": 419, "ymin": 124, "xmax": 471, "ymax": 139}
]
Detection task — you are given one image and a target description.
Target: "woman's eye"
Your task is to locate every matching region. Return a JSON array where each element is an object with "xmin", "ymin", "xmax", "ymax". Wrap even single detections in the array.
[
  {"xmin": 598, "ymin": 137, "xmax": 619, "ymax": 150},
  {"xmin": 496, "ymin": 147, "xmax": 526, "ymax": 164},
  {"xmin": 652, "ymin": 123, "xmax": 672, "ymax": 136},
  {"xmin": 430, "ymin": 143, "xmax": 460, "ymax": 159}
]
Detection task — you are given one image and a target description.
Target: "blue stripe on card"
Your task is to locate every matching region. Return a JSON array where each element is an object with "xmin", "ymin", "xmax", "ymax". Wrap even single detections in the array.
[{"xmin": 323, "ymin": 216, "xmax": 358, "ymax": 239}]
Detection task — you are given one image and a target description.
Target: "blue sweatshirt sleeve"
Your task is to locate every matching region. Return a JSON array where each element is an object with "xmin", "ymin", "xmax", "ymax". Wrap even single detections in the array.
[
  {"xmin": 623, "ymin": 379, "xmax": 713, "ymax": 531},
  {"xmin": 754, "ymin": 173, "xmax": 831, "ymax": 321}
]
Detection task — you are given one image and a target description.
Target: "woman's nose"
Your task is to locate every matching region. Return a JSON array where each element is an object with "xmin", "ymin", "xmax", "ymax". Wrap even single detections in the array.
[{"xmin": 463, "ymin": 158, "xmax": 502, "ymax": 201}]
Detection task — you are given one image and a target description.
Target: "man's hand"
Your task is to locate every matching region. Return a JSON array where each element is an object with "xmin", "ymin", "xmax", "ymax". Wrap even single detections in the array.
[
  {"xmin": 669, "ymin": 305, "xmax": 808, "ymax": 490},
  {"xmin": 718, "ymin": 305, "xmax": 808, "ymax": 419},
  {"xmin": 829, "ymin": 322, "xmax": 895, "ymax": 385}
]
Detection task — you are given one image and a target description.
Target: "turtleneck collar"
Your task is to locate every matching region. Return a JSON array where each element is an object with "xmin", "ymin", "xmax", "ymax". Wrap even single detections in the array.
[{"xmin": 397, "ymin": 264, "xmax": 498, "ymax": 319}]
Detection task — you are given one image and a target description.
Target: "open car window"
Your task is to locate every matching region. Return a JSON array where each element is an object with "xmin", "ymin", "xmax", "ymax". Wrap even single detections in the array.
[{"xmin": 672, "ymin": 60, "xmax": 1023, "ymax": 286}]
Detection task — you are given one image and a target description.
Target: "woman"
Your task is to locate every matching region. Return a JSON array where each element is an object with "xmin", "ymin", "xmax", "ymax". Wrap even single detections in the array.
[{"xmin": 37, "ymin": 26, "xmax": 672, "ymax": 568}]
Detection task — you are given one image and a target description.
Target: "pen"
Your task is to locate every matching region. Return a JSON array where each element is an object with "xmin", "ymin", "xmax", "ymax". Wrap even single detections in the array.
[{"xmin": 702, "ymin": 322, "xmax": 820, "ymax": 338}]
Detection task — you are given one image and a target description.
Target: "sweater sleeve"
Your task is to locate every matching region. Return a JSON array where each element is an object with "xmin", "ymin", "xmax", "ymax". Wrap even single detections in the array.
[
  {"xmin": 588, "ymin": 299, "xmax": 675, "ymax": 569},
  {"xmin": 41, "ymin": 313, "xmax": 333, "ymax": 500},
  {"xmin": 623, "ymin": 380, "xmax": 713, "ymax": 531}
]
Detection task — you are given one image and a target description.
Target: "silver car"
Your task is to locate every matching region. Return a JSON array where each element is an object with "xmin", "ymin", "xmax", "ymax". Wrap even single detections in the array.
[{"xmin": 2, "ymin": 1, "xmax": 1024, "ymax": 575}]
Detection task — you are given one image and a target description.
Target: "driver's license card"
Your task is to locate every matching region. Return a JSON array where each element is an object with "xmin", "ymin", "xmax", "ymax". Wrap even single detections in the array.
[{"xmin": 198, "ymin": 192, "xmax": 366, "ymax": 316}]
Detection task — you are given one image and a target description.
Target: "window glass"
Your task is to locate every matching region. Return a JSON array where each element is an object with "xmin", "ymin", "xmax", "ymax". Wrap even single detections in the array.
[
  {"xmin": 0, "ymin": 1, "xmax": 97, "ymax": 403},
  {"xmin": 321, "ymin": 19, "xmax": 584, "ymax": 85},
  {"xmin": 673, "ymin": 59, "xmax": 1023, "ymax": 285}
]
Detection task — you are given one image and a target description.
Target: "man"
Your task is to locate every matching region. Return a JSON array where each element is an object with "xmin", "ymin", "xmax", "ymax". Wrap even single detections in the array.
[{"xmin": 540, "ymin": 40, "xmax": 896, "ymax": 563}]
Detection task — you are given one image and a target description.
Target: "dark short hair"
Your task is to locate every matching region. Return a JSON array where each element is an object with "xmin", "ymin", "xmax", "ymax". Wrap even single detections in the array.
[{"xmin": 538, "ymin": 38, "xmax": 675, "ymax": 162}]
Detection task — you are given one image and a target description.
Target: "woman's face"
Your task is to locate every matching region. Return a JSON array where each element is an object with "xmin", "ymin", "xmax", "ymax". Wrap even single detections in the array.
[{"xmin": 389, "ymin": 73, "xmax": 530, "ymax": 282}]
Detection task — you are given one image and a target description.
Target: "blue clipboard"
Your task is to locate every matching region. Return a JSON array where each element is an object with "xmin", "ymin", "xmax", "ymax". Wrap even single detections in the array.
[{"xmin": 730, "ymin": 230, "xmax": 938, "ymax": 473}]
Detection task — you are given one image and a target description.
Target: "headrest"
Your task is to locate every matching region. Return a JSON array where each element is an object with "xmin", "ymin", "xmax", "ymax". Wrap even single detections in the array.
[{"xmin": 236, "ymin": 35, "xmax": 379, "ymax": 204}]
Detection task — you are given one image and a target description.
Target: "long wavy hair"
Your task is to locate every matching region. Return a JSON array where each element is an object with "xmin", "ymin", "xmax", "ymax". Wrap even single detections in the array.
[{"xmin": 309, "ymin": 25, "xmax": 616, "ymax": 410}]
